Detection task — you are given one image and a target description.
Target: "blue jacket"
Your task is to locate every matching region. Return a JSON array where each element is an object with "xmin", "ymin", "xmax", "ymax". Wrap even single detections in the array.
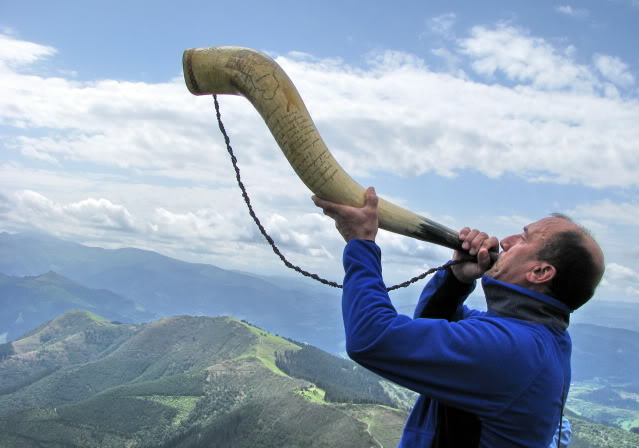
[{"xmin": 342, "ymin": 240, "xmax": 572, "ymax": 447}]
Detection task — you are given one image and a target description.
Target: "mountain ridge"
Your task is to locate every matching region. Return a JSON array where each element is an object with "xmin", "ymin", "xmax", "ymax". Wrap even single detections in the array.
[
  {"xmin": 0, "ymin": 231, "xmax": 344, "ymax": 353},
  {"xmin": 1, "ymin": 310, "xmax": 638, "ymax": 447},
  {"xmin": 0, "ymin": 270, "xmax": 155, "ymax": 342},
  {"xmin": 0, "ymin": 310, "xmax": 409, "ymax": 447}
]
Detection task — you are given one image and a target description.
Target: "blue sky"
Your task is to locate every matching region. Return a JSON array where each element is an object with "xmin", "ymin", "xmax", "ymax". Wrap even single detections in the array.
[{"xmin": 1, "ymin": 1, "xmax": 638, "ymax": 305}]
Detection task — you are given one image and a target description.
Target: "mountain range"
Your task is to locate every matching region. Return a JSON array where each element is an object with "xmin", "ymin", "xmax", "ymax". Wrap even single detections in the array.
[
  {"xmin": 0, "ymin": 310, "xmax": 411, "ymax": 447},
  {"xmin": 2, "ymin": 231, "xmax": 638, "ymax": 351},
  {"xmin": 0, "ymin": 270, "xmax": 155, "ymax": 342},
  {"xmin": 1, "ymin": 231, "xmax": 639, "ymax": 445},
  {"xmin": 1, "ymin": 310, "xmax": 638, "ymax": 447},
  {"xmin": 0, "ymin": 231, "xmax": 344, "ymax": 352}
]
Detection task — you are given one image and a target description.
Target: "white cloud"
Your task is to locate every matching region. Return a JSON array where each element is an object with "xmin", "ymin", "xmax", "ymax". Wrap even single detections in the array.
[
  {"xmin": 1, "ymin": 31, "xmax": 638, "ymax": 192},
  {"xmin": 571, "ymin": 200, "xmax": 639, "ymax": 226},
  {"xmin": 555, "ymin": 5, "xmax": 590, "ymax": 18},
  {"xmin": 431, "ymin": 47, "xmax": 467, "ymax": 78},
  {"xmin": 1, "ymin": 30, "xmax": 638, "ymax": 296},
  {"xmin": 603, "ymin": 263, "xmax": 639, "ymax": 297},
  {"xmin": 426, "ymin": 13, "xmax": 457, "ymax": 39},
  {"xmin": 605, "ymin": 263, "xmax": 639, "ymax": 282},
  {"xmin": 0, "ymin": 186, "xmax": 347, "ymax": 276},
  {"xmin": 8, "ymin": 190, "xmax": 142, "ymax": 234},
  {"xmin": 151, "ymin": 207, "xmax": 253, "ymax": 242},
  {"xmin": 296, "ymin": 50, "xmax": 638, "ymax": 187},
  {"xmin": 0, "ymin": 33, "xmax": 56, "ymax": 70},
  {"xmin": 593, "ymin": 54, "xmax": 635, "ymax": 88},
  {"xmin": 263, "ymin": 212, "xmax": 339, "ymax": 249},
  {"xmin": 458, "ymin": 24, "xmax": 599, "ymax": 92}
]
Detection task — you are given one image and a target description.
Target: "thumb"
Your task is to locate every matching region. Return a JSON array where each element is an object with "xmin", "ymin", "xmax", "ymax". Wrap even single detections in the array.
[
  {"xmin": 365, "ymin": 187, "xmax": 378, "ymax": 209},
  {"xmin": 477, "ymin": 248, "xmax": 491, "ymax": 270}
]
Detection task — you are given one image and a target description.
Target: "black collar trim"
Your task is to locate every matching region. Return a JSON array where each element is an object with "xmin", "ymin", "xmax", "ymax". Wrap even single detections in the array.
[{"xmin": 482, "ymin": 276, "xmax": 570, "ymax": 330}]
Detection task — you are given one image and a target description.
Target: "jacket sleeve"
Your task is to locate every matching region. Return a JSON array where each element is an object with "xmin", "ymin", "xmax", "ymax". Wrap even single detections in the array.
[
  {"xmin": 413, "ymin": 263, "xmax": 477, "ymax": 321},
  {"xmin": 342, "ymin": 239, "xmax": 547, "ymax": 417}
]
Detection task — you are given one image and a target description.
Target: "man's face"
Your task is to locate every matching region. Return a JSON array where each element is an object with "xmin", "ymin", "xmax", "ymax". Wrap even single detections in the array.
[{"xmin": 485, "ymin": 217, "xmax": 575, "ymax": 287}]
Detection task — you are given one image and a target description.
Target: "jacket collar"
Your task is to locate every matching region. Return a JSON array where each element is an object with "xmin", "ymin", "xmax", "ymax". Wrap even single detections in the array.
[{"xmin": 481, "ymin": 276, "xmax": 572, "ymax": 330}]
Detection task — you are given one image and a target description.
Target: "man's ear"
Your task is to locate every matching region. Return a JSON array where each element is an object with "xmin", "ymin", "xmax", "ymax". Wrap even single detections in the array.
[{"xmin": 526, "ymin": 262, "xmax": 557, "ymax": 286}]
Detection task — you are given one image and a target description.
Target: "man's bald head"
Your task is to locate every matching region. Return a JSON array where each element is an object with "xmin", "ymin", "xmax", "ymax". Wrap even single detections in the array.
[{"xmin": 536, "ymin": 213, "xmax": 605, "ymax": 310}]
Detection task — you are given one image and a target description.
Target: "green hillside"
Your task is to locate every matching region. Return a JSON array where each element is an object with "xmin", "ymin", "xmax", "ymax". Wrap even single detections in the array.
[
  {"xmin": 1, "ymin": 310, "xmax": 637, "ymax": 447},
  {"xmin": 566, "ymin": 410, "xmax": 639, "ymax": 447},
  {"xmin": 0, "ymin": 310, "xmax": 138, "ymax": 396},
  {"xmin": 276, "ymin": 344, "xmax": 398, "ymax": 406},
  {"xmin": 0, "ymin": 311, "xmax": 407, "ymax": 447},
  {"xmin": 568, "ymin": 324, "xmax": 639, "ymax": 431},
  {"xmin": 0, "ymin": 314, "xmax": 258, "ymax": 417}
]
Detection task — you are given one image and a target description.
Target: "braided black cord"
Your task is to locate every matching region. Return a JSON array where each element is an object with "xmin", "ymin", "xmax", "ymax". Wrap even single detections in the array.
[{"xmin": 212, "ymin": 95, "xmax": 464, "ymax": 291}]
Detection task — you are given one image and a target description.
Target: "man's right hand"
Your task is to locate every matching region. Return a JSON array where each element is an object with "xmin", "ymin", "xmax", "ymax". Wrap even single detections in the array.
[
  {"xmin": 312, "ymin": 187, "xmax": 379, "ymax": 243},
  {"xmin": 451, "ymin": 227, "xmax": 499, "ymax": 284}
]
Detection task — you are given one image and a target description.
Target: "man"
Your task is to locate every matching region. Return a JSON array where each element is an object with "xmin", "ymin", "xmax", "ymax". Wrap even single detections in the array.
[{"xmin": 312, "ymin": 187, "xmax": 604, "ymax": 447}]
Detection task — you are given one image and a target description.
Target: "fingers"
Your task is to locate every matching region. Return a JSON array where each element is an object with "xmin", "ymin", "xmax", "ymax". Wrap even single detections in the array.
[
  {"xmin": 312, "ymin": 188, "xmax": 379, "ymax": 242},
  {"xmin": 461, "ymin": 229, "xmax": 485, "ymax": 254},
  {"xmin": 312, "ymin": 187, "xmax": 378, "ymax": 215},
  {"xmin": 459, "ymin": 227, "xmax": 471, "ymax": 241},
  {"xmin": 312, "ymin": 195, "xmax": 344, "ymax": 218},
  {"xmin": 477, "ymin": 247, "xmax": 493, "ymax": 271},
  {"xmin": 452, "ymin": 229, "xmax": 498, "ymax": 283},
  {"xmin": 311, "ymin": 195, "xmax": 332, "ymax": 210},
  {"xmin": 459, "ymin": 229, "xmax": 498, "ymax": 256},
  {"xmin": 460, "ymin": 228, "xmax": 485, "ymax": 253}
]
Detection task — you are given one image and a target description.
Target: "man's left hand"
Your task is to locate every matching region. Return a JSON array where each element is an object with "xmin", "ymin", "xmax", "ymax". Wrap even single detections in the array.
[
  {"xmin": 451, "ymin": 227, "xmax": 499, "ymax": 283},
  {"xmin": 312, "ymin": 187, "xmax": 379, "ymax": 242}
]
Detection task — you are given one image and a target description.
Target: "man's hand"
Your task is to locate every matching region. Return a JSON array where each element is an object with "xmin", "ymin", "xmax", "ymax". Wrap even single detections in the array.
[
  {"xmin": 451, "ymin": 227, "xmax": 499, "ymax": 284},
  {"xmin": 312, "ymin": 187, "xmax": 379, "ymax": 242}
]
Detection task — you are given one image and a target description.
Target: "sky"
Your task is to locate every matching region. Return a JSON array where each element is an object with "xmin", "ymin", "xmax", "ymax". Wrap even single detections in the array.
[{"xmin": 1, "ymin": 0, "xmax": 638, "ymax": 306}]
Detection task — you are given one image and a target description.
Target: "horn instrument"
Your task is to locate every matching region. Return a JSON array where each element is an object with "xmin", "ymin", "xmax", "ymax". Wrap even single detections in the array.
[{"xmin": 183, "ymin": 46, "xmax": 495, "ymax": 258}]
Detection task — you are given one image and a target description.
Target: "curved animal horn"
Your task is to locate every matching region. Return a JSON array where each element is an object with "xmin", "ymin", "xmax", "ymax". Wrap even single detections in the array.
[{"xmin": 183, "ymin": 46, "xmax": 465, "ymax": 251}]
